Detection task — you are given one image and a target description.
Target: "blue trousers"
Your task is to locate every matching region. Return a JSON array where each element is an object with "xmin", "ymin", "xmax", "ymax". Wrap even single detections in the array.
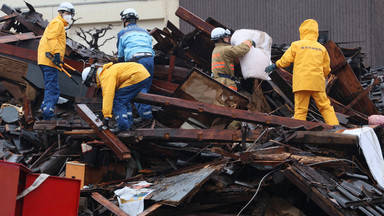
[
  {"xmin": 40, "ymin": 65, "xmax": 60, "ymax": 120},
  {"xmin": 113, "ymin": 77, "xmax": 151, "ymax": 130},
  {"xmin": 127, "ymin": 57, "xmax": 154, "ymax": 120}
]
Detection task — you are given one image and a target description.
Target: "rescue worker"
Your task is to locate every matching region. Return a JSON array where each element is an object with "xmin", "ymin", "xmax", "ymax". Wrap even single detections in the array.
[
  {"xmin": 265, "ymin": 19, "xmax": 339, "ymax": 125},
  {"xmin": 81, "ymin": 62, "xmax": 151, "ymax": 132},
  {"xmin": 210, "ymin": 27, "xmax": 255, "ymax": 129},
  {"xmin": 211, "ymin": 27, "xmax": 255, "ymax": 91},
  {"xmin": 37, "ymin": 2, "xmax": 75, "ymax": 120},
  {"xmin": 117, "ymin": 8, "xmax": 154, "ymax": 124}
]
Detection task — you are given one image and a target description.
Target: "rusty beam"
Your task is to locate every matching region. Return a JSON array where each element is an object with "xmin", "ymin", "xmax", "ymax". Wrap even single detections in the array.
[
  {"xmin": 0, "ymin": 43, "xmax": 37, "ymax": 62},
  {"xmin": 0, "ymin": 32, "xmax": 40, "ymax": 43},
  {"xmin": 76, "ymin": 104, "xmax": 131, "ymax": 160},
  {"xmin": 133, "ymin": 93, "xmax": 333, "ymax": 131},
  {"xmin": 0, "ymin": 13, "xmax": 17, "ymax": 22},
  {"xmin": 91, "ymin": 192, "xmax": 130, "ymax": 216},
  {"xmin": 118, "ymin": 128, "xmax": 261, "ymax": 143},
  {"xmin": 151, "ymin": 80, "xmax": 179, "ymax": 95},
  {"xmin": 175, "ymin": 6, "xmax": 214, "ymax": 35},
  {"xmin": 324, "ymin": 40, "xmax": 378, "ymax": 115},
  {"xmin": 22, "ymin": 94, "xmax": 34, "ymax": 125}
]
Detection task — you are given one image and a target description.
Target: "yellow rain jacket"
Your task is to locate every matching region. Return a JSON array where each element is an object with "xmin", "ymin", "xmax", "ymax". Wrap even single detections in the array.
[
  {"xmin": 211, "ymin": 40, "xmax": 253, "ymax": 90},
  {"xmin": 96, "ymin": 62, "xmax": 150, "ymax": 118},
  {"xmin": 37, "ymin": 15, "xmax": 68, "ymax": 69},
  {"xmin": 276, "ymin": 19, "xmax": 331, "ymax": 93}
]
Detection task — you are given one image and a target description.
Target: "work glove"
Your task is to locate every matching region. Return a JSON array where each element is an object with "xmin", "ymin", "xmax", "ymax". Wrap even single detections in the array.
[
  {"xmin": 117, "ymin": 57, "xmax": 124, "ymax": 63},
  {"xmin": 53, "ymin": 53, "xmax": 61, "ymax": 66},
  {"xmin": 98, "ymin": 118, "xmax": 110, "ymax": 131},
  {"xmin": 251, "ymin": 40, "xmax": 256, "ymax": 47},
  {"xmin": 265, "ymin": 63, "xmax": 277, "ymax": 72}
]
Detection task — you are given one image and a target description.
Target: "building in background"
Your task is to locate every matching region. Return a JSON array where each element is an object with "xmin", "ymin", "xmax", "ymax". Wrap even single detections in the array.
[
  {"xmin": 0, "ymin": 0, "xmax": 179, "ymax": 55},
  {"xmin": 179, "ymin": 0, "xmax": 384, "ymax": 67}
]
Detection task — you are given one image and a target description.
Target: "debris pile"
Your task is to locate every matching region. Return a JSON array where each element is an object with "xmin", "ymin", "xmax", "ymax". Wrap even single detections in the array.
[{"xmin": 1, "ymin": 3, "xmax": 384, "ymax": 216}]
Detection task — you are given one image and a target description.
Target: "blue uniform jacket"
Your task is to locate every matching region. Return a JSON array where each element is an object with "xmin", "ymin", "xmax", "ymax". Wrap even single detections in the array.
[{"xmin": 117, "ymin": 23, "xmax": 154, "ymax": 61}]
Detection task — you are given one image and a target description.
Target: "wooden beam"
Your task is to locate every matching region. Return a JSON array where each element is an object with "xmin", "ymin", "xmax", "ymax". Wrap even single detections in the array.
[
  {"xmin": 324, "ymin": 40, "xmax": 378, "ymax": 115},
  {"xmin": 118, "ymin": 128, "xmax": 261, "ymax": 143},
  {"xmin": 76, "ymin": 104, "xmax": 131, "ymax": 160},
  {"xmin": 133, "ymin": 93, "xmax": 334, "ymax": 131},
  {"xmin": 291, "ymin": 131, "xmax": 358, "ymax": 145},
  {"xmin": 137, "ymin": 203, "xmax": 162, "ymax": 216},
  {"xmin": 0, "ymin": 43, "xmax": 37, "ymax": 62},
  {"xmin": 0, "ymin": 32, "xmax": 40, "ymax": 43},
  {"xmin": 91, "ymin": 192, "xmax": 130, "ymax": 216},
  {"xmin": 175, "ymin": 6, "xmax": 214, "ymax": 35}
]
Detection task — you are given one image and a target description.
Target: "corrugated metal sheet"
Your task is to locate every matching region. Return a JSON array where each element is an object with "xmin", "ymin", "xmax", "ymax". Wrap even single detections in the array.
[{"xmin": 180, "ymin": 0, "xmax": 383, "ymax": 67}]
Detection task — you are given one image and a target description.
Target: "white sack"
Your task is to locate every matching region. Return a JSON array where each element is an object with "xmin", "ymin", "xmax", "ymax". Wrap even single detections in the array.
[{"xmin": 231, "ymin": 29, "xmax": 272, "ymax": 80}]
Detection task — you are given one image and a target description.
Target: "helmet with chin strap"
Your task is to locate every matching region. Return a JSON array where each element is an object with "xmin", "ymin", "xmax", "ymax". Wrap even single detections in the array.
[
  {"xmin": 58, "ymin": 2, "xmax": 75, "ymax": 15},
  {"xmin": 211, "ymin": 27, "xmax": 231, "ymax": 41},
  {"xmin": 120, "ymin": 8, "xmax": 139, "ymax": 22}
]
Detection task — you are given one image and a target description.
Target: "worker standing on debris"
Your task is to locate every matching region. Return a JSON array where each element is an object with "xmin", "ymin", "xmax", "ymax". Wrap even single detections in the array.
[
  {"xmin": 116, "ymin": 8, "xmax": 154, "ymax": 125},
  {"xmin": 37, "ymin": 2, "xmax": 75, "ymax": 120},
  {"xmin": 264, "ymin": 19, "xmax": 339, "ymax": 125},
  {"xmin": 82, "ymin": 62, "xmax": 151, "ymax": 132},
  {"xmin": 211, "ymin": 27, "xmax": 255, "ymax": 91}
]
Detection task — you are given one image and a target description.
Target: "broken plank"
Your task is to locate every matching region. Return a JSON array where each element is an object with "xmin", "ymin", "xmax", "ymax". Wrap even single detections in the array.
[
  {"xmin": 91, "ymin": 192, "xmax": 130, "ymax": 216},
  {"xmin": 0, "ymin": 32, "xmax": 40, "ymax": 43},
  {"xmin": 240, "ymin": 151, "xmax": 338, "ymax": 165},
  {"xmin": 118, "ymin": 128, "xmax": 260, "ymax": 143},
  {"xmin": 133, "ymin": 93, "xmax": 334, "ymax": 131},
  {"xmin": 137, "ymin": 203, "xmax": 162, "ymax": 216},
  {"xmin": 292, "ymin": 131, "xmax": 358, "ymax": 145},
  {"xmin": 76, "ymin": 104, "xmax": 131, "ymax": 160},
  {"xmin": 175, "ymin": 6, "xmax": 214, "ymax": 35},
  {"xmin": 324, "ymin": 40, "xmax": 378, "ymax": 115}
]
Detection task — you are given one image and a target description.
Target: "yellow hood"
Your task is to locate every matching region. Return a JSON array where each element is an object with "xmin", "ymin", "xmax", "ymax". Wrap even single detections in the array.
[{"xmin": 299, "ymin": 19, "xmax": 319, "ymax": 41}]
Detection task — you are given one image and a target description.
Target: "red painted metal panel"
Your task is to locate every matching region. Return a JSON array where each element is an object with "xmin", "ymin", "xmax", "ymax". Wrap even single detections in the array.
[{"xmin": 22, "ymin": 174, "xmax": 81, "ymax": 216}]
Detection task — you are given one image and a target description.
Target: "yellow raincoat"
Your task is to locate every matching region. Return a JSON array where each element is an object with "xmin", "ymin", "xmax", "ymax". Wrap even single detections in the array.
[
  {"xmin": 96, "ymin": 62, "xmax": 150, "ymax": 118},
  {"xmin": 275, "ymin": 19, "xmax": 339, "ymax": 125},
  {"xmin": 37, "ymin": 15, "xmax": 68, "ymax": 69},
  {"xmin": 276, "ymin": 19, "xmax": 331, "ymax": 93}
]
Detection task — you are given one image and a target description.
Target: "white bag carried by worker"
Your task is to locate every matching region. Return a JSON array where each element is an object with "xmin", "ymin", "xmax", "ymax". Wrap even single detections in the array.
[{"xmin": 231, "ymin": 29, "xmax": 272, "ymax": 80}]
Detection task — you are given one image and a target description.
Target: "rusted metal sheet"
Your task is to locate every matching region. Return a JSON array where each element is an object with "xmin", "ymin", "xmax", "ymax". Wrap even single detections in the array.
[
  {"xmin": 175, "ymin": 6, "xmax": 214, "ymax": 35},
  {"xmin": 75, "ymin": 104, "xmax": 131, "ymax": 160},
  {"xmin": 91, "ymin": 192, "xmax": 130, "ymax": 216},
  {"xmin": 149, "ymin": 165, "xmax": 221, "ymax": 206},
  {"xmin": 283, "ymin": 162, "xmax": 346, "ymax": 216},
  {"xmin": 151, "ymin": 80, "xmax": 179, "ymax": 95},
  {"xmin": 133, "ymin": 93, "xmax": 334, "ymax": 131},
  {"xmin": 118, "ymin": 128, "xmax": 261, "ymax": 143},
  {"xmin": 324, "ymin": 40, "xmax": 378, "ymax": 115}
]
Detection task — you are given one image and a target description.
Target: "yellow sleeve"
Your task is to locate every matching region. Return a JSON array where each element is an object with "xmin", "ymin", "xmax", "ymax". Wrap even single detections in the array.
[
  {"xmin": 101, "ymin": 70, "xmax": 117, "ymax": 118},
  {"xmin": 323, "ymin": 50, "xmax": 331, "ymax": 77},
  {"xmin": 45, "ymin": 19, "xmax": 65, "ymax": 54},
  {"xmin": 276, "ymin": 43, "xmax": 296, "ymax": 68}
]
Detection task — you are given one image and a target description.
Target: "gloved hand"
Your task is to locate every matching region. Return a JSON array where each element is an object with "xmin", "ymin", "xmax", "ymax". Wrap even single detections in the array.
[
  {"xmin": 53, "ymin": 53, "xmax": 61, "ymax": 66},
  {"xmin": 251, "ymin": 40, "xmax": 256, "ymax": 47},
  {"xmin": 265, "ymin": 64, "xmax": 277, "ymax": 72},
  {"xmin": 98, "ymin": 118, "xmax": 110, "ymax": 131},
  {"xmin": 117, "ymin": 57, "xmax": 124, "ymax": 63}
]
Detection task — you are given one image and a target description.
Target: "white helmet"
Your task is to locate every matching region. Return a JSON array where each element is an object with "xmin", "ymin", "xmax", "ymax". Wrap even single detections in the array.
[
  {"xmin": 211, "ymin": 27, "xmax": 231, "ymax": 40},
  {"xmin": 58, "ymin": 2, "xmax": 75, "ymax": 15},
  {"xmin": 120, "ymin": 8, "xmax": 139, "ymax": 21},
  {"xmin": 82, "ymin": 67, "xmax": 91, "ymax": 82}
]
